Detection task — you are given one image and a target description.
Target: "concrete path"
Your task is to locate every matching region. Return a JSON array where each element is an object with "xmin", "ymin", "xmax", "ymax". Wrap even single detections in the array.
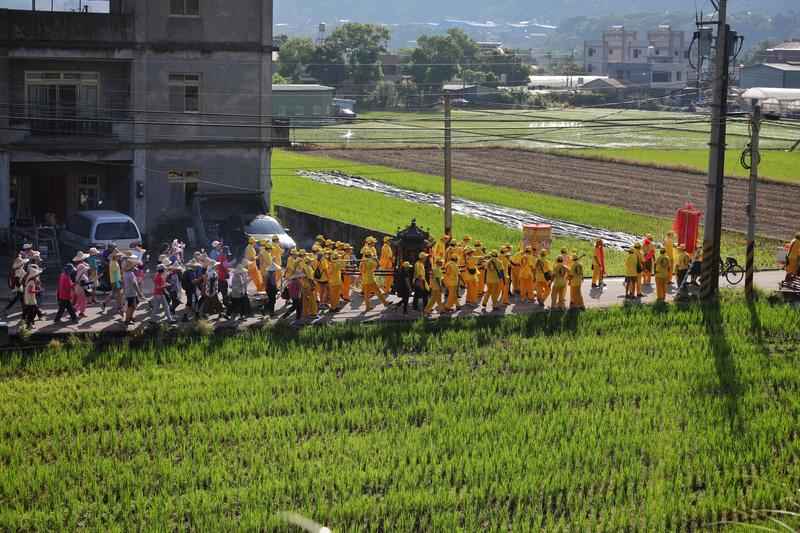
[{"xmin": 0, "ymin": 270, "xmax": 790, "ymax": 339}]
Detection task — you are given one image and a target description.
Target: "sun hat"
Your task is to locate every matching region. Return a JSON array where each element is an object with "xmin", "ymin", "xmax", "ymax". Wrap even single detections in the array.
[
  {"xmin": 206, "ymin": 259, "xmax": 219, "ymax": 269},
  {"xmin": 315, "ymin": 234, "xmax": 325, "ymax": 241},
  {"xmin": 383, "ymin": 236, "xmax": 391, "ymax": 243},
  {"xmin": 22, "ymin": 243, "xmax": 32, "ymax": 251},
  {"xmin": 524, "ymin": 246, "xmax": 532, "ymax": 252},
  {"xmin": 12, "ymin": 257, "xmax": 29, "ymax": 268},
  {"xmin": 211, "ymin": 240, "xmax": 220, "ymax": 248},
  {"xmin": 64, "ymin": 263, "xmax": 76, "ymax": 273},
  {"xmin": 222, "ymin": 246, "xmax": 231, "ymax": 255},
  {"xmin": 157, "ymin": 264, "xmax": 166, "ymax": 272},
  {"xmin": 491, "ymin": 250, "xmax": 498, "ymax": 257},
  {"xmin": 365, "ymin": 236, "xmax": 376, "ymax": 244},
  {"xmin": 343, "ymin": 243, "xmax": 352, "ymax": 250},
  {"xmin": 27, "ymin": 265, "xmax": 43, "ymax": 278},
  {"xmin": 402, "ymin": 261, "xmax": 412, "ymax": 268},
  {"xmin": 290, "ymin": 249, "xmax": 298, "ymax": 256},
  {"xmin": 158, "ymin": 254, "xmax": 168, "ymax": 262},
  {"xmin": 267, "ymin": 262, "xmax": 280, "ymax": 272},
  {"xmin": 418, "ymin": 252, "xmax": 429, "ymax": 259},
  {"xmin": 69, "ymin": 251, "xmax": 87, "ymax": 262},
  {"xmin": 540, "ymin": 249, "xmax": 548, "ymax": 256},
  {"xmin": 272, "ymin": 235, "xmax": 280, "ymax": 242}
]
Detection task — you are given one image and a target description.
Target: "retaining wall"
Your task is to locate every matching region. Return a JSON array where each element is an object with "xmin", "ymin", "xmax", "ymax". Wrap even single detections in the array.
[{"xmin": 274, "ymin": 205, "xmax": 392, "ymax": 253}]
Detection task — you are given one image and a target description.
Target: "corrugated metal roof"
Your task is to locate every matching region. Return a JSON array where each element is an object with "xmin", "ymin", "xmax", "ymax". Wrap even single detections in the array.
[
  {"xmin": 760, "ymin": 63, "xmax": 800, "ymax": 71},
  {"xmin": 741, "ymin": 87, "xmax": 800, "ymax": 101},
  {"xmin": 273, "ymin": 84, "xmax": 335, "ymax": 91},
  {"xmin": 769, "ymin": 41, "xmax": 800, "ymax": 51}
]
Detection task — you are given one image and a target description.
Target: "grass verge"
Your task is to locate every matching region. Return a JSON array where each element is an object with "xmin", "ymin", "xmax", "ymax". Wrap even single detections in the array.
[
  {"xmin": 272, "ymin": 150, "xmax": 782, "ymax": 273},
  {"xmin": 1, "ymin": 293, "xmax": 798, "ymax": 530},
  {"xmin": 558, "ymin": 148, "xmax": 800, "ymax": 185}
]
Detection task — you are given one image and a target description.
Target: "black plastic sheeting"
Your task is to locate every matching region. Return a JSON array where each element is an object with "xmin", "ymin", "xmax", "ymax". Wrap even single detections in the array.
[{"xmin": 296, "ymin": 170, "xmax": 647, "ymax": 251}]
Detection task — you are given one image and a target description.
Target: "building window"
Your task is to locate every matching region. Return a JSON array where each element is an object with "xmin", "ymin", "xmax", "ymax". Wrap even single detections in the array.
[
  {"xmin": 676, "ymin": 72, "xmax": 682, "ymax": 81},
  {"xmin": 25, "ymin": 72, "xmax": 98, "ymax": 119},
  {"xmin": 652, "ymin": 72, "xmax": 671, "ymax": 83},
  {"xmin": 277, "ymin": 105, "xmax": 286, "ymax": 116},
  {"xmin": 608, "ymin": 49, "xmax": 614, "ymax": 55},
  {"xmin": 685, "ymin": 51, "xmax": 690, "ymax": 59},
  {"xmin": 77, "ymin": 176, "xmax": 100, "ymax": 210},
  {"xmin": 588, "ymin": 48, "xmax": 594, "ymax": 57},
  {"xmin": 170, "ymin": 0, "xmax": 200, "ymax": 17},
  {"xmin": 168, "ymin": 73, "xmax": 200, "ymax": 113},
  {"xmin": 168, "ymin": 170, "xmax": 200, "ymax": 208},
  {"xmin": 674, "ymin": 51, "xmax": 679, "ymax": 56},
  {"xmin": 655, "ymin": 50, "xmax": 660, "ymax": 55},
  {"xmin": 294, "ymin": 106, "xmax": 304, "ymax": 116},
  {"xmin": 313, "ymin": 105, "xmax": 322, "ymax": 116},
  {"xmin": 587, "ymin": 64, "xmax": 594, "ymax": 73},
  {"xmin": 633, "ymin": 49, "xmax": 640, "ymax": 59},
  {"xmin": 325, "ymin": 105, "xmax": 330, "ymax": 115}
]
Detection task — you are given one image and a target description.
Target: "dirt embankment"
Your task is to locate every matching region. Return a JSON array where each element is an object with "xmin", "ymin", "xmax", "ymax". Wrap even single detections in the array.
[{"xmin": 318, "ymin": 148, "xmax": 798, "ymax": 239}]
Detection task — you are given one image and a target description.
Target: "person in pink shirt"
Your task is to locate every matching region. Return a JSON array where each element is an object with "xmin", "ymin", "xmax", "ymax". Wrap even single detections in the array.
[
  {"xmin": 54, "ymin": 264, "xmax": 79, "ymax": 323},
  {"xmin": 72, "ymin": 255, "xmax": 90, "ymax": 317}
]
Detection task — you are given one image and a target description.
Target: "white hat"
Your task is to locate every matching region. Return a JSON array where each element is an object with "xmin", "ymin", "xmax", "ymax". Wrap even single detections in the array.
[
  {"xmin": 22, "ymin": 243, "xmax": 32, "ymax": 250},
  {"xmin": 73, "ymin": 251, "xmax": 89, "ymax": 262},
  {"xmin": 233, "ymin": 264, "xmax": 248, "ymax": 275},
  {"xmin": 88, "ymin": 247, "xmax": 100, "ymax": 255},
  {"xmin": 211, "ymin": 240, "xmax": 220, "ymax": 248},
  {"xmin": 12, "ymin": 257, "xmax": 29, "ymax": 268},
  {"xmin": 206, "ymin": 259, "xmax": 219, "ymax": 269},
  {"xmin": 27, "ymin": 265, "xmax": 44, "ymax": 278},
  {"xmin": 267, "ymin": 262, "xmax": 280, "ymax": 272}
]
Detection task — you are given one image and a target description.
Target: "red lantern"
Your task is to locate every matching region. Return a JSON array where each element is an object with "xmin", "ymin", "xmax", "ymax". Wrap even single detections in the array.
[{"xmin": 674, "ymin": 203, "xmax": 703, "ymax": 255}]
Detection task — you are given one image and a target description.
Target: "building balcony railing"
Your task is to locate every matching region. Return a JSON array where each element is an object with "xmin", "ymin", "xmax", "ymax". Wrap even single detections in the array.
[{"xmin": 29, "ymin": 117, "xmax": 113, "ymax": 136}]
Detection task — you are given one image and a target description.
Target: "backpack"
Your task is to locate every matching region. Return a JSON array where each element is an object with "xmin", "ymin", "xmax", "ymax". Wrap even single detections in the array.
[{"xmin": 181, "ymin": 270, "xmax": 195, "ymax": 291}]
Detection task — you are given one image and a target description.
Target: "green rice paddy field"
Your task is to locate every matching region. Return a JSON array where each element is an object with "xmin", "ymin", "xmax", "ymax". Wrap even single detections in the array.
[
  {"xmin": 560, "ymin": 148, "xmax": 800, "ymax": 186},
  {"xmin": 293, "ymin": 109, "xmax": 800, "ymax": 152},
  {"xmin": 1, "ymin": 294, "xmax": 799, "ymax": 530},
  {"xmin": 271, "ymin": 150, "xmax": 783, "ymax": 275}
]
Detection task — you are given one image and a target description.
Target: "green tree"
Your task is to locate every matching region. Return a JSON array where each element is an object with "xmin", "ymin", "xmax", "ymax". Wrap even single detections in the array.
[
  {"xmin": 446, "ymin": 28, "xmax": 481, "ymax": 67},
  {"xmin": 479, "ymin": 49, "xmax": 531, "ymax": 86},
  {"xmin": 273, "ymin": 33, "xmax": 289, "ymax": 48},
  {"xmin": 272, "ymin": 72, "xmax": 290, "ymax": 85},
  {"xmin": 406, "ymin": 34, "xmax": 461, "ymax": 92},
  {"xmin": 327, "ymin": 23, "xmax": 390, "ymax": 89},
  {"xmin": 277, "ymin": 37, "xmax": 314, "ymax": 82},
  {"xmin": 741, "ymin": 39, "xmax": 772, "ymax": 66},
  {"xmin": 308, "ymin": 44, "xmax": 347, "ymax": 86},
  {"xmin": 365, "ymin": 80, "xmax": 399, "ymax": 109}
]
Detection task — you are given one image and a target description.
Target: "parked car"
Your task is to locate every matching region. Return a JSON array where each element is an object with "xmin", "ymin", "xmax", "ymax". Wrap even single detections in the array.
[
  {"xmin": 244, "ymin": 215, "xmax": 296, "ymax": 254},
  {"xmin": 61, "ymin": 210, "xmax": 142, "ymax": 258},
  {"xmin": 191, "ymin": 192, "xmax": 295, "ymax": 258}
]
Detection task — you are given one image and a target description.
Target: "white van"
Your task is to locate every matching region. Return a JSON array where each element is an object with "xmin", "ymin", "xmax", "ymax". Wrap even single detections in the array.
[{"xmin": 61, "ymin": 210, "xmax": 142, "ymax": 256}]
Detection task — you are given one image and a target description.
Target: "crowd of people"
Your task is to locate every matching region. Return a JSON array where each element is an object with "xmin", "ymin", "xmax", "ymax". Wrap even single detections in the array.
[{"xmin": 6, "ymin": 230, "xmax": 798, "ymax": 329}]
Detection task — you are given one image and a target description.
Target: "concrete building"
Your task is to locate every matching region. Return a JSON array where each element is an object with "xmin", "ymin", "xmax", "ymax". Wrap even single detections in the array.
[
  {"xmin": 584, "ymin": 26, "xmax": 690, "ymax": 75},
  {"xmin": 765, "ymin": 40, "xmax": 800, "ymax": 64},
  {"xmin": 739, "ymin": 63, "xmax": 800, "ymax": 90},
  {"xmin": 0, "ymin": 0, "xmax": 276, "ymax": 240},
  {"xmin": 273, "ymin": 84, "xmax": 335, "ymax": 123}
]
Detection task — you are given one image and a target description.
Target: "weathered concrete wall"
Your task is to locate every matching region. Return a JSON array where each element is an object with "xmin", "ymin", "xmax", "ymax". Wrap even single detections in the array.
[
  {"xmin": 1, "ymin": 10, "xmax": 134, "ymax": 44},
  {"xmin": 274, "ymin": 205, "xmax": 391, "ymax": 254},
  {"xmin": 145, "ymin": 146, "xmax": 266, "ymax": 233}
]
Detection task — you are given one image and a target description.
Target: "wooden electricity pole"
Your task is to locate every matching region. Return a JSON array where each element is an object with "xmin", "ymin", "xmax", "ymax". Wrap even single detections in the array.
[
  {"xmin": 700, "ymin": 0, "xmax": 730, "ymax": 301},
  {"xmin": 443, "ymin": 91, "xmax": 452, "ymax": 237}
]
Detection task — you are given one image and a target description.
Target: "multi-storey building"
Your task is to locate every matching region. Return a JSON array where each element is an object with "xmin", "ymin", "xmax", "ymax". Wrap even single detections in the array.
[
  {"xmin": 584, "ymin": 25, "xmax": 690, "ymax": 75},
  {"xmin": 0, "ymin": 0, "xmax": 275, "ymax": 240}
]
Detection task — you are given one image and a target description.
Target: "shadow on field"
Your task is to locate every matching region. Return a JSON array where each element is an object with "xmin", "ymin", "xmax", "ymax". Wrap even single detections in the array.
[{"xmin": 701, "ymin": 302, "xmax": 743, "ymax": 433}]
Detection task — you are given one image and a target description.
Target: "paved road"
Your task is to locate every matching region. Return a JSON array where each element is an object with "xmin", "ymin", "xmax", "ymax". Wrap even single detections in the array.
[{"xmin": 1, "ymin": 270, "xmax": 789, "ymax": 338}]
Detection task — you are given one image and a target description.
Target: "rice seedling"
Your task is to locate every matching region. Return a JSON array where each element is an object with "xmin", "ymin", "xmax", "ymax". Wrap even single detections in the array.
[{"xmin": 0, "ymin": 292, "xmax": 798, "ymax": 530}]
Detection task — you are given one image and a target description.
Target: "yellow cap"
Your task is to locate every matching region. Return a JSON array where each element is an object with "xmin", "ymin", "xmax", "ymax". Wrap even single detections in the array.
[
  {"xmin": 299, "ymin": 250, "xmax": 307, "ymax": 256},
  {"xmin": 290, "ymin": 249, "xmax": 298, "ymax": 255},
  {"xmin": 451, "ymin": 254, "xmax": 459, "ymax": 260},
  {"xmin": 383, "ymin": 236, "xmax": 391, "ymax": 242},
  {"xmin": 272, "ymin": 235, "xmax": 280, "ymax": 242},
  {"xmin": 540, "ymin": 249, "xmax": 547, "ymax": 256},
  {"xmin": 315, "ymin": 234, "xmax": 324, "ymax": 241},
  {"xmin": 524, "ymin": 246, "xmax": 532, "ymax": 252},
  {"xmin": 325, "ymin": 239, "xmax": 334, "ymax": 246},
  {"xmin": 402, "ymin": 261, "xmax": 412, "ymax": 268},
  {"xmin": 264, "ymin": 242, "xmax": 273, "ymax": 249},
  {"xmin": 634, "ymin": 242, "xmax": 642, "ymax": 248},
  {"xmin": 679, "ymin": 244, "xmax": 686, "ymax": 250},
  {"xmin": 312, "ymin": 244, "xmax": 321, "ymax": 252},
  {"xmin": 248, "ymin": 237, "xmax": 256, "ymax": 244},
  {"xmin": 343, "ymin": 243, "xmax": 352, "ymax": 250},
  {"xmin": 491, "ymin": 250, "xmax": 498, "ymax": 257},
  {"xmin": 436, "ymin": 258, "xmax": 445, "ymax": 265},
  {"xmin": 462, "ymin": 235, "xmax": 471, "ymax": 241},
  {"xmin": 418, "ymin": 252, "xmax": 428, "ymax": 259},
  {"xmin": 560, "ymin": 247, "xmax": 568, "ymax": 254}
]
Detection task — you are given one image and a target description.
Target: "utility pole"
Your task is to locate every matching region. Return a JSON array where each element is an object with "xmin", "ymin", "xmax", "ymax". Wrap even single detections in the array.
[
  {"xmin": 700, "ymin": 0, "xmax": 730, "ymax": 301},
  {"xmin": 443, "ymin": 90, "xmax": 453, "ymax": 237},
  {"xmin": 745, "ymin": 103, "xmax": 761, "ymax": 297}
]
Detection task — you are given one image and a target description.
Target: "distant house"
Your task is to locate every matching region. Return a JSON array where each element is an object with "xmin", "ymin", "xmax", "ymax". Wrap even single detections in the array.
[
  {"xmin": 380, "ymin": 55, "xmax": 400, "ymax": 82},
  {"xmin": 478, "ymin": 42, "xmax": 503, "ymax": 54},
  {"xmin": 581, "ymin": 77, "xmax": 641, "ymax": 100},
  {"xmin": 739, "ymin": 63, "xmax": 800, "ymax": 89},
  {"xmin": 584, "ymin": 25, "xmax": 691, "ymax": 76},
  {"xmin": 527, "ymin": 75, "xmax": 608, "ymax": 89},
  {"xmin": 272, "ymin": 84, "xmax": 335, "ymax": 123},
  {"xmin": 442, "ymin": 82, "xmax": 499, "ymax": 103},
  {"xmin": 765, "ymin": 40, "xmax": 800, "ymax": 64}
]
